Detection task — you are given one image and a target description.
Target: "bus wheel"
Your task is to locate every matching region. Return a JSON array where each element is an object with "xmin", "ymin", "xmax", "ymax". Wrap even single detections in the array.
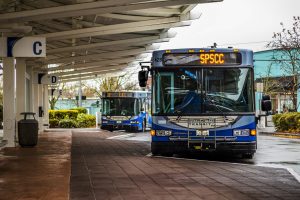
[{"xmin": 242, "ymin": 153, "xmax": 254, "ymax": 159}]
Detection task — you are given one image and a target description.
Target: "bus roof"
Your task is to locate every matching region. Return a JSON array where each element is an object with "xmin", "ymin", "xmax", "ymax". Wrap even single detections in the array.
[
  {"xmin": 153, "ymin": 48, "xmax": 252, "ymax": 54},
  {"xmin": 102, "ymin": 91, "xmax": 150, "ymax": 98},
  {"xmin": 151, "ymin": 48, "xmax": 253, "ymax": 67}
]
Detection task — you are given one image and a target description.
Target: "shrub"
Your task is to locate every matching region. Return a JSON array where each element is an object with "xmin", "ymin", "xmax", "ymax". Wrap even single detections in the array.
[
  {"xmin": 49, "ymin": 110, "xmax": 79, "ymax": 120},
  {"xmin": 272, "ymin": 112, "xmax": 300, "ymax": 132},
  {"xmin": 70, "ymin": 107, "xmax": 87, "ymax": 114},
  {"xmin": 77, "ymin": 113, "xmax": 96, "ymax": 128},
  {"xmin": 49, "ymin": 119, "xmax": 59, "ymax": 128},
  {"xmin": 48, "ymin": 108, "xmax": 95, "ymax": 128},
  {"xmin": 59, "ymin": 119, "xmax": 78, "ymax": 128}
]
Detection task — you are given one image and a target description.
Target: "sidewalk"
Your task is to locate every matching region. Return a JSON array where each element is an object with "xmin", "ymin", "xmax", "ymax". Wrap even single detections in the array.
[
  {"xmin": 257, "ymin": 116, "xmax": 300, "ymax": 139},
  {"xmin": 0, "ymin": 131, "xmax": 71, "ymax": 200},
  {"xmin": 258, "ymin": 126, "xmax": 300, "ymax": 139}
]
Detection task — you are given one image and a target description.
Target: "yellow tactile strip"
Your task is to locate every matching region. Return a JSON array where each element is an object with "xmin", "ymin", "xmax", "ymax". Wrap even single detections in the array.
[{"xmin": 0, "ymin": 131, "xmax": 71, "ymax": 200}]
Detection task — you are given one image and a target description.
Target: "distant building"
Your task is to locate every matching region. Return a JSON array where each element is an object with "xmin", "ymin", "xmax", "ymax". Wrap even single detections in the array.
[{"xmin": 254, "ymin": 49, "xmax": 300, "ymax": 113}]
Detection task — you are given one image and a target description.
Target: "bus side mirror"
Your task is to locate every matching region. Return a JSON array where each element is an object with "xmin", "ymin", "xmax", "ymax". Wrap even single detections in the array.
[
  {"xmin": 138, "ymin": 70, "xmax": 148, "ymax": 87},
  {"xmin": 140, "ymin": 108, "xmax": 145, "ymax": 112},
  {"xmin": 261, "ymin": 95, "xmax": 272, "ymax": 112}
]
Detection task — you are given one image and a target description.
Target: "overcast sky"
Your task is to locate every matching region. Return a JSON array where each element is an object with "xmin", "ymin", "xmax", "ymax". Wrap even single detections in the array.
[{"xmin": 159, "ymin": 0, "xmax": 300, "ymax": 52}]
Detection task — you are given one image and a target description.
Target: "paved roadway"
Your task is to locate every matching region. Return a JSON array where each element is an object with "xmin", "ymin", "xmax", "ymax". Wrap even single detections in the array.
[
  {"xmin": 71, "ymin": 129, "xmax": 300, "ymax": 200},
  {"xmin": 109, "ymin": 131, "xmax": 300, "ymax": 177}
]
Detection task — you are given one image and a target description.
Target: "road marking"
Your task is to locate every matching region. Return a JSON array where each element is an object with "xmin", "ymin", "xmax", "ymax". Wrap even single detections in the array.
[
  {"xmin": 286, "ymin": 168, "xmax": 300, "ymax": 183},
  {"xmin": 107, "ymin": 133, "xmax": 135, "ymax": 140},
  {"xmin": 147, "ymin": 154, "xmax": 300, "ymax": 183},
  {"xmin": 257, "ymin": 164, "xmax": 300, "ymax": 183}
]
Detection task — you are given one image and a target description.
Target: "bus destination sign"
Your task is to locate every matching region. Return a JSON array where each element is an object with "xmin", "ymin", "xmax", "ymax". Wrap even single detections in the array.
[{"xmin": 163, "ymin": 52, "xmax": 242, "ymax": 66}]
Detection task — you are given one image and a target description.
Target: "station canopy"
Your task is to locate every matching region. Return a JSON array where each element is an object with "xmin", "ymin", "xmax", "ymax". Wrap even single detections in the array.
[{"xmin": 0, "ymin": 0, "xmax": 221, "ymax": 82}]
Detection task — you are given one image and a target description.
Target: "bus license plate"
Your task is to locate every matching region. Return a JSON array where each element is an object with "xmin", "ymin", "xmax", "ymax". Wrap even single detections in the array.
[
  {"xmin": 196, "ymin": 130, "xmax": 209, "ymax": 136},
  {"xmin": 117, "ymin": 121, "xmax": 122, "ymax": 124}
]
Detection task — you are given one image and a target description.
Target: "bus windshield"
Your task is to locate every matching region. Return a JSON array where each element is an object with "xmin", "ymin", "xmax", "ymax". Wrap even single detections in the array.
[
  {"xmin": 102, "ymin": 98, "xmax": 139, "ymax": 116},
  {"xmin": 153, "ymin": 67, "xmax": 254, "ymax": 115}
]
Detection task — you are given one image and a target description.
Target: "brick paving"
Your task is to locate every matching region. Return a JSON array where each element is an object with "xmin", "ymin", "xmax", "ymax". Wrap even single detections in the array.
[
  {"xmin": 70, "ymin": 130, "xmax": 300, "ymax": 200},
  {"xmin": 0, "ymin": 131, "xmax": 71, "ymax": 200}
]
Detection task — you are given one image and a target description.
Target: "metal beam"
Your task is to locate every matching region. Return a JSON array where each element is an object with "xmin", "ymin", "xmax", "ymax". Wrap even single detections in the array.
[
  {"xmin": 0, "ymin": 0, "xmax": 144, "ymax": 22},
  {"xmin": 48, "ymin": 57, "xmax": 135, "ymax": 72},
  {"xmin": 59, "ymin": 68, "xmax": 124, "ymax": 80},
  {"xmin": 47, "ymin": 36, "xmax": 169, "ymax": 55},
  {"xmin": 97, "ymin": 13, "xmax": 159, "ymax": 21},
  {"xmin": 44, "ymin": 47, "xmax": 148, "ymax": 64},
  {"xmin": 42, "ymin": 21, "xmax": 191, "ymax": 41},
  {"xmin": 60, "ymin": 72, "xmax": 120, "ymax": 83},
  {"xmin": 56, "ymin": 64, "xmax": 127, "ymax": 77},
  {"xmin": 0, "ymin": 0, "xmax": 222, "ymax": 23},
  {"xmin": 37, "ymin": 14, "xmax": 196, "ymax": 40}
]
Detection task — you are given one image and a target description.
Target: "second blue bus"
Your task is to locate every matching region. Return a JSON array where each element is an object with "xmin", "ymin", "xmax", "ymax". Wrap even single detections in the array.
[{"xmin": 100, "ymin": 91, "xmax": 152, "ymax": 132}]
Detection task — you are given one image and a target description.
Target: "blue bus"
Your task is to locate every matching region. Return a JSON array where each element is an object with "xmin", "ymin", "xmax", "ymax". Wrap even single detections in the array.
[
  {"xmin": 100, "ymin": 91, "xmax": 151, "ymax": 132},
  {"xmin": 139, "ymin": 48, "xmax": 259, "ymax": 158}
]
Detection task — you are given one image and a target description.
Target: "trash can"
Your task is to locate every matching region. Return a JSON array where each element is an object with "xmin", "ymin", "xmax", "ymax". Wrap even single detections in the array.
[{"xmin": 18, "ymin": 112, "xmax": 39, "ymax": 147}]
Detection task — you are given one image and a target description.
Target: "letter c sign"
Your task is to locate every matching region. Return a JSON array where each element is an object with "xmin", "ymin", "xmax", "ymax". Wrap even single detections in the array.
[{"xmin": 33, "ymin": 41, "xmax": 42, "ymax": 55}]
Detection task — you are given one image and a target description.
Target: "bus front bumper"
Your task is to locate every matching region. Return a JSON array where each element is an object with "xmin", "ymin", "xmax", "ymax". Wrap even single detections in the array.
[
  {"xmin": 151, "ymin": 141, "xmax": 257, "ymax": 155},
  {"xmin": 101, "ymin": 124, "xmax": 139, "ymax": 132}
]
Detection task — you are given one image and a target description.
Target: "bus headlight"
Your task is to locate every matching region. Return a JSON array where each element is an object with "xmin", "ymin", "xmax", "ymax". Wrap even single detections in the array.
[
  {"xmin": 156, "ymin": 130, "xmax": 172, "ymax": 136},
  {"xmin": 233, "ymin": 129, "xmax": 249, "ymax": 136},
  {"xmin": 102, "ymin": 121, "xmax": 108, "ymax": 124},
  {"xmin": 130, "ymin": 121, "xmax": 139, "ymax": 124}
]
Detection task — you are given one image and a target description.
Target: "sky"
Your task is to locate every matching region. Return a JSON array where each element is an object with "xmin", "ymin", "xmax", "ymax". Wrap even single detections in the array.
[{"xmin": 159, "ymin": 0, "xmax": 300, "ymax": 52}]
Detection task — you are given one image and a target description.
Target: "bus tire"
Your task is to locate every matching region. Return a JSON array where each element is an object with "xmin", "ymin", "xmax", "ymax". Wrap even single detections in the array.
[
  {"xmin": 242, "ymin": 153, "xmax": 254, "ymax": 159},
  {"xmin": 151, "ymin": 145, "xmax": 173, "ymax": 156}
]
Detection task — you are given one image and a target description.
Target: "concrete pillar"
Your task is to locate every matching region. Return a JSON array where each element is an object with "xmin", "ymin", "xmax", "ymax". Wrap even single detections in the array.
[
  {"xmin": 43, "ymin": 84, "xmax": 49, "ymax": 129},
  {"xmin": 16, "ymin": 58, "xmax": 26, "ymax": 121},
  {"xmin": 2, "ymin": 57, "xmax": 16, "ymax": 147},
  {"xmin": 32, "ymin": 81, "xmax": 39, "ymax": 116},
  {"xmin": 38, "ymin": 84, "xmax": 44, "ymax": 131},
  {"xmin": 78, "ymin": 78, "xmax": 82, "ymax": 107},
  {"xmin": 26, "ymin": 66, "xmax": 33, "ymax": 112}
]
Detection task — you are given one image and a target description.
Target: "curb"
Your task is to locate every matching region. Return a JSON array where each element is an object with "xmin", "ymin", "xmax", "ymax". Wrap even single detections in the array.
[{"xmin": 259, "ymin": 131, "xmax": 300, "ymax": 139}]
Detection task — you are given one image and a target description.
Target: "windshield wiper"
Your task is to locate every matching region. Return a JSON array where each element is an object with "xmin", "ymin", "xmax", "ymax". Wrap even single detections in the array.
[{"xmin": 204, "ymin": 94, "xmax": 233, "ymax": 123}]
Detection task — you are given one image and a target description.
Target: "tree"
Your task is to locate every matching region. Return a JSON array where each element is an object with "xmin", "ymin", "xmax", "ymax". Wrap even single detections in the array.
[
  {"xmin": 49, "ymin": 83, "xmax": 65, "ymax": 110},
  {"xmin": 90, "ymin": 72, "xmax": 139, "ymax": 98},
  {"xmin": 267, "ymin": 16, "xmax": 300, "ymax": 111}
]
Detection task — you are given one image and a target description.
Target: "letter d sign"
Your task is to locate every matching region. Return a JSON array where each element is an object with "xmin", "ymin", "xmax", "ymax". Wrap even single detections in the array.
[{"xmin": 51, "ymin": 76, "xmax": 58, "ymax": 84}]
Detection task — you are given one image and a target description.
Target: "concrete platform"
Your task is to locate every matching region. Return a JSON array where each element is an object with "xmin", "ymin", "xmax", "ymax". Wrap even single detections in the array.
[
  {"xmin": 0, "ymin": 131, "xmax": 71, "ymax": 200},
  {"xmin": 1, "ymin": 129, "xmax": 300, "ymax": 200}
]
